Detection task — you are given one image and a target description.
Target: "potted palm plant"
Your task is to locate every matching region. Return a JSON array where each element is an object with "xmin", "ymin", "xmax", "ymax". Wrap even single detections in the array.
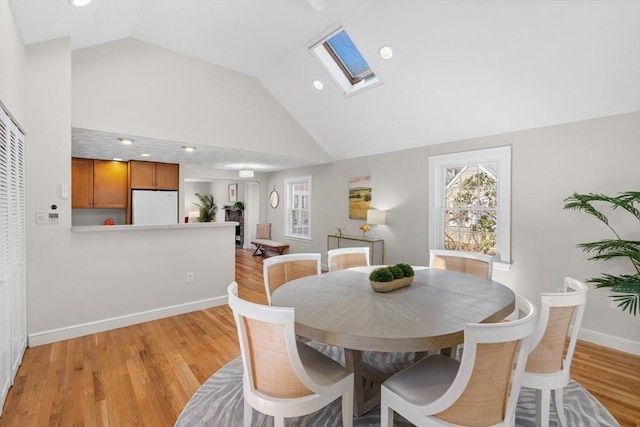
[
  {"xmin": 194, "ymin": 193, "xmax": 218, "ymax": 222},
  {"xmin": 564, "ymin": 191, "xmax": 640, "ymax": 315}
]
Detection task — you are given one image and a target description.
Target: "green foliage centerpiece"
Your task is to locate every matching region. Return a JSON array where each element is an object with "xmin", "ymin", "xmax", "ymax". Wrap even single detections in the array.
[
  {"xmin": 563, "ymin": 191, "xmax": 640, "ymax": 315},
  {"xmin": 369, "ymin": 263, "xmax": 415, "ymax": 293}
]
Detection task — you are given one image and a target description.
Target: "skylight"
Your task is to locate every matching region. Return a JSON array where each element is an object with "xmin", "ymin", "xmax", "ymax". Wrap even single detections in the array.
[{"xmin": 309, "ymin": 26, "xmax": 382, "ymax": 96}]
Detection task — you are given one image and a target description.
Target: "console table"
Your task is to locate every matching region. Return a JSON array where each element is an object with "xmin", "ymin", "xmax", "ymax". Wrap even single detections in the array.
[{"xmin": 327, "ymin": 235, "xmax": 384, "ymax": 265}]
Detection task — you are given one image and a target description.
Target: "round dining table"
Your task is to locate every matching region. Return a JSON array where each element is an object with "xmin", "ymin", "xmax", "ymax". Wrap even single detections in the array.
[{"xmin": 271, "ymin": 265, "xmax": 515, "ymax": 416}]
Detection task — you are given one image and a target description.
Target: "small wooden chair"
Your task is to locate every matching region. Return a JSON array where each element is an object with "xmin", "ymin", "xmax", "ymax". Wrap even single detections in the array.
[
  {"xmin": 381, "ymin": 296, "xmax": 537, "ymax": 427},
  {"xmin": 327, "ymin": 247, "xmax": 370, "ymax": 272},
  {"xmin": 522, "ymin": 277, "xmax": 588, "ymax": 427},
  {"xmin": 227, "ymin": 282, "xmax": 354, "ymax": 427},
  {"xmin": 263, "ymin": 253, "xmax": 322, "ymax": 305},
  {"xmin": 429, "ymin": 249, "xmax": 494, "ymax": 279}
]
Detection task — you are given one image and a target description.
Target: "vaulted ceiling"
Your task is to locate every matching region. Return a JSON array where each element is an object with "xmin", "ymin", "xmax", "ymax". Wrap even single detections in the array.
[{"xmin": 9, "ymin": 0, "xmax": 640, "ymax": 171}]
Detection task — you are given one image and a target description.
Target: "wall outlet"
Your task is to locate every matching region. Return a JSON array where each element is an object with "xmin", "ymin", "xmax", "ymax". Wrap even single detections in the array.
[{"xmin": 186, "ymin": 272, "xmax": 194, "ymax": 283}]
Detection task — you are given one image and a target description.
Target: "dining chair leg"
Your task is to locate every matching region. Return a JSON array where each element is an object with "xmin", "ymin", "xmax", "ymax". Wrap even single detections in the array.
[
  {"xmin": 553, "ymin": 388, "xmax": 567, "ymax": 426},
  {"xmin": 342, "ymin": 388, "xmax": 354, "ymax": 427},
  {"xmin": 535, "ymin": 389, "xmax": 551, "ymax": 427},
  {"xmin": 380, "ymin": 400, "xmax": 393, "ymax": 427},
  {"xmin": 243, "ymin": 400, "xmax": 252, "ymax": 427}
]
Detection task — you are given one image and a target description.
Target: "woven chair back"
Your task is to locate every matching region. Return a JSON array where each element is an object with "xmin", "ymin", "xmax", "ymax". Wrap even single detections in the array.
[
  {"xmin": 244, "ymin": 317, "xmax": 312, "ymax": 398},
  {"xmin": 526, "ymin": 305, "xmax": 575, "ymax": 374},
  {"xmin": 329, "ymin": 253, "xmax": 368, "ymax": 272},
  {"xmin": 266, "ymin": 260, "xmax": 319, "ymax": 296},
  {"xmin": 431, "ymin": 255, "xmax": 491, "ymax": 279},
  {"xmin": 436, "ymin": 340, "xmax": 518, "ymax": 426}
]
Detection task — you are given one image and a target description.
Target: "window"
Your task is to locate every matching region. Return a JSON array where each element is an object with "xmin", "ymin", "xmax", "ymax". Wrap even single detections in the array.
[
  {"xmin": 428, "ymin": 146, "xmax": 511, "ymax": 268},
  {"xmin": 309, "ymin": 26, "xmax": 382, "ymax": 96},
  {"xmin": 285, "ymin": 176, "xmax": 312, "ymax": 240}
]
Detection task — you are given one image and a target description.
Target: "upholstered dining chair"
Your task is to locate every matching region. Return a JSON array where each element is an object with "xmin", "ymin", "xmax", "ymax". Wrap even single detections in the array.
[
  {"xmin": 227, "ymin": 282, "xmax": 354, "ymax": 427},
  {"xmin": 429, "ymin": 249, "xmax": 494, "ymax": 279},
  {"xmin": 327, "ymin": 247, "xmax": 370, "ymax": 272},
  {"xmin": 263, "ymin": 253, "xmax": 322, "ymax": 305},
  {"xmin": 521, "ymin": 277, "xmax": 588, "ymax": 427},
  {"xmin": 381, "ymin": 295, "xmax": 537, "ymax": 427}
]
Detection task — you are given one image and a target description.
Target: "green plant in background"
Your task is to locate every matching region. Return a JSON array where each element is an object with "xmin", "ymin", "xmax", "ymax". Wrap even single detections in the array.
[
  {"xmin": 232, "ymin": 201, "xmax": 244, "ymax": 211},
  {"xmin": 194, "ymin": 193, "xmax": 218, "ymax": 222},
  {"xmin": 563, "ymin": 191, "xmax": 640, "ymax": 315}
]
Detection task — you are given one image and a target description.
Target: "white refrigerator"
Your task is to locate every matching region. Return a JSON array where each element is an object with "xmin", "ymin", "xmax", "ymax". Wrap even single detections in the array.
[{"xmin": 132, "ymin": 190, "xmax": 178, "ymax": 225}]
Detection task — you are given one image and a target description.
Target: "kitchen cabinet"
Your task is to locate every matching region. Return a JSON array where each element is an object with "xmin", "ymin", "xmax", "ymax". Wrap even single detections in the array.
[
  {"xmin": 71, "ymin": 158, "xmax": 93, "ymax": 208},
  {"xmin": 72, "ymin": 158, "xmax": 128, "ymax": 208},
  {"xmin": 129, "ymin": 161, "xmax": 179, "ymax": 190}
]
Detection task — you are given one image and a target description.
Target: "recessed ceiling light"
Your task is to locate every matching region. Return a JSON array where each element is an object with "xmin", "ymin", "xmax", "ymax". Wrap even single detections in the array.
[
  {"xmin": 113, "ymin": 158, "xmax": 123, "ymax": 162},
  {"xmin": 117, "ymin": 137, "xmax": 134, "ymax": 145},
  {"xmin": 69, "ymin": 0, "xmax": 92, "ymax": 7},
  {"xmin": 379, "ymin": 46, "xmax": 393, "ymax": 59},
  {"xmin": 312, "ymin": 79, "xmax": 324, "ymax": 90},
  {"xmin": 140, "ymin": 153, "xmax": 151, "ymax": 157},
  {"xmin": 182, "ymin": 146, "xmax": 196, "ymax": 152}
]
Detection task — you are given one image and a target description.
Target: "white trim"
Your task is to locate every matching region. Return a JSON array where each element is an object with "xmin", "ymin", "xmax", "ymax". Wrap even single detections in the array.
[
  {"xmin": 284, "ymin": 175, "xmax": 312, "ymax": 240},
  {"xmin": 575, "ymin": 326, "xmax": 640, "ymax": 356},
  {"xmin": 28, "ymin": 296, "xmax": 228, "ymax": 347},
  {"xmin": 428, "ymin": 146, "xmax": 512, "ymax": 265}
]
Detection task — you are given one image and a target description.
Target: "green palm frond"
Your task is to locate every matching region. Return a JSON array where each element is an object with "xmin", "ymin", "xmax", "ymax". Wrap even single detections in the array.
[
  {"xmin": 564, "ymin": 191, "xmax": 640, "ymax": 316},
  {"xmin": 579, "ymin": 240, "xmax": 640, "ymax": 270},
  {"xmin": 194, "ymin": 193, "xmax": 218, "ymax": 222}
]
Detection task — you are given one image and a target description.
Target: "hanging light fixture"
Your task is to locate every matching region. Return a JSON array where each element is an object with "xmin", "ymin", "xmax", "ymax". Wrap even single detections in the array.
[{"xmin": 239, "ymin": 166, "xmax": 254, "ymax": 178}]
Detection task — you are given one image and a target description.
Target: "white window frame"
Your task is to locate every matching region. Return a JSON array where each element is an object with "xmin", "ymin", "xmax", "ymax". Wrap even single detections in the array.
[
  {"xmin": 428, "ymin": 146, "xmax": 511, "ymax": 270},
  {"xmin": 307, "ymin": 24, "xmax": 383, "ymax": 97},
  {"xmin": 284, "ymin": 175, "xmax": 312, "ymax": 241}
]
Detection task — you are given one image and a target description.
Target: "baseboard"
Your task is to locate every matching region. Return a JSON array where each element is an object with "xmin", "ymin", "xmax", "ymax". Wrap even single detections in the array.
[
  {"xmin": 577, "ymin": 327, "xmax": 640, "ymax": 356},
  {"xmin": 28, "ymin": 296, "xmax": 228, "ymax": 347}
]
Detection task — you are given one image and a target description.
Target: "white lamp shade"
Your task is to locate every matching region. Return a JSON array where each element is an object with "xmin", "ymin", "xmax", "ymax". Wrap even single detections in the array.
[{"xmin": 367, "ymin": 209, "xmax": 386, "ymax": 225}]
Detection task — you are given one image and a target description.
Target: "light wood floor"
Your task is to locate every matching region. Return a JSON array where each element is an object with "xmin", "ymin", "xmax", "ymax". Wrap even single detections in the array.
[{"xmin": 1, "ymin": 249, "xmax": 638, "ymax": 426}]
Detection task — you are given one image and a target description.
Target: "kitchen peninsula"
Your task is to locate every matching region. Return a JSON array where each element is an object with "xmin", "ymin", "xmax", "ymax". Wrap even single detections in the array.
[{"xmin": 30, "ymin": 222, "xmax": 237, "ymax": 346}]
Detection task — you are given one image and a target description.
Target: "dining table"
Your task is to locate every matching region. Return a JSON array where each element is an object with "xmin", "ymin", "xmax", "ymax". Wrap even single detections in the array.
[{"xmin": 271, "ymin": 265, "xmax": 516, "ymax": 417}]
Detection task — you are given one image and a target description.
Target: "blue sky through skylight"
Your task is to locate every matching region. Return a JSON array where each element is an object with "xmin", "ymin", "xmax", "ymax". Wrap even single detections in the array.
[{"xmin": 325, "ymin": 30, "xmax": 372, "ymax": 81}]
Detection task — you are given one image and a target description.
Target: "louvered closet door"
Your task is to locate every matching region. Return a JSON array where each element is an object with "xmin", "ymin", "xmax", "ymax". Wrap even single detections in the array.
[
  {"xmin": 0, "ymin": 104, "xmax": 26, "ymax": 416},
  {"xmin": 9, "ymin": 121, "xmax": 26, "ymax": 377},
  {"xmin": 0, "ymin": 107, "xmax": 12, "ymax": 414}
]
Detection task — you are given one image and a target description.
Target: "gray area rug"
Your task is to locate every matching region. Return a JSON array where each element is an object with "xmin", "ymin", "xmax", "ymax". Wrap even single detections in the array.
[{"xmin": 176, "ymin": 343, "xmax": 619, "ymax": 426}]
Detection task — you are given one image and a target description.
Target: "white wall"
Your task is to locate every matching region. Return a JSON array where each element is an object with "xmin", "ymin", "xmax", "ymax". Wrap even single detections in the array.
[
  {"xmin": 0, "ymin": 0, "xmax": 26, "ymax": 125},
  {"xmin": 71, "ymin": 38, "xmax": 331, "ymax": 163},
  {"xmin": 265, "ymin": 113, "xmax": 640, "ymax": 354},
  {"xmin": 21, "ymin": 39, "xmax": 237, "ymax": 346}
]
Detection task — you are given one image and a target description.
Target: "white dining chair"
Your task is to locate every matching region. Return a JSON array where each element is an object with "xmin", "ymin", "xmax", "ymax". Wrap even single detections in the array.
[
  {"xmin": 227, "ymin": 282, "xmax": 354, "ymax": 427},
  {"xmin": 430, "ymin": 249, "xmax": 495, "ymax": 358},
  {"xmin": 522, "ymin": 277, "xmax": 588, "ymax": 427},
  {"xmin": 327, "ymin": 247, "xmax": 370, "ymax": 272},
  {"xmin": 429, "ymin": 249, "xmax": 494, "ymax": 279},
  {"xmin": 262, "ymin": 253, "xmax": 322, "ymax": 305},
  {"xmin": 381, "ymin": 296, "xmax": 537, "ymax": 427}
]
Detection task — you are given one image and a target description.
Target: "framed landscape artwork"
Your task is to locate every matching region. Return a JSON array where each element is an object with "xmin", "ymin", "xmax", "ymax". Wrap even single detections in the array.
[
  {"xmin": 228, "ymin": 183, "xmax": 238, "ymax": 202},
  {"xmin": 348, "ymin": 176, "xmax": 372, "ymax": 219}
]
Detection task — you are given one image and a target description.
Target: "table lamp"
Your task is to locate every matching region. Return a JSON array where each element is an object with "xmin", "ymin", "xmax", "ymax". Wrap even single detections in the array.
[{"xmin": 366, "ymin": 209, "xmax": 386, "ymax": 238}]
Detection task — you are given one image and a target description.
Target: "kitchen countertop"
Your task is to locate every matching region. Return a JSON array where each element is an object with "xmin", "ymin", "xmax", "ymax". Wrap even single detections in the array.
[{"xmin": 71, "ymin": 222, "xmax": 238, "ymax": 232}]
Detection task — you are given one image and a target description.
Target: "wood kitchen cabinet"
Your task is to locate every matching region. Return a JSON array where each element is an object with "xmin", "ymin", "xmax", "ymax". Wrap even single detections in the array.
[
  {"xmin": 71, "ymin": 158, "xmax": 128, "ymax": 208},
  {"xmin": 129, "ymin": 161, "xmax": 179, "ymax": 190},
  {"xmin": 71, "ymin": 158, "xmax": 93, "ymax": 208}
]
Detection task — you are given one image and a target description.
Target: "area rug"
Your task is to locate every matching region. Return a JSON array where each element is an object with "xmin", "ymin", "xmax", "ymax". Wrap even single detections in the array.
[{"xmin": 176, "ymin": 344, "xmax": 619, "ymax": 427}]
